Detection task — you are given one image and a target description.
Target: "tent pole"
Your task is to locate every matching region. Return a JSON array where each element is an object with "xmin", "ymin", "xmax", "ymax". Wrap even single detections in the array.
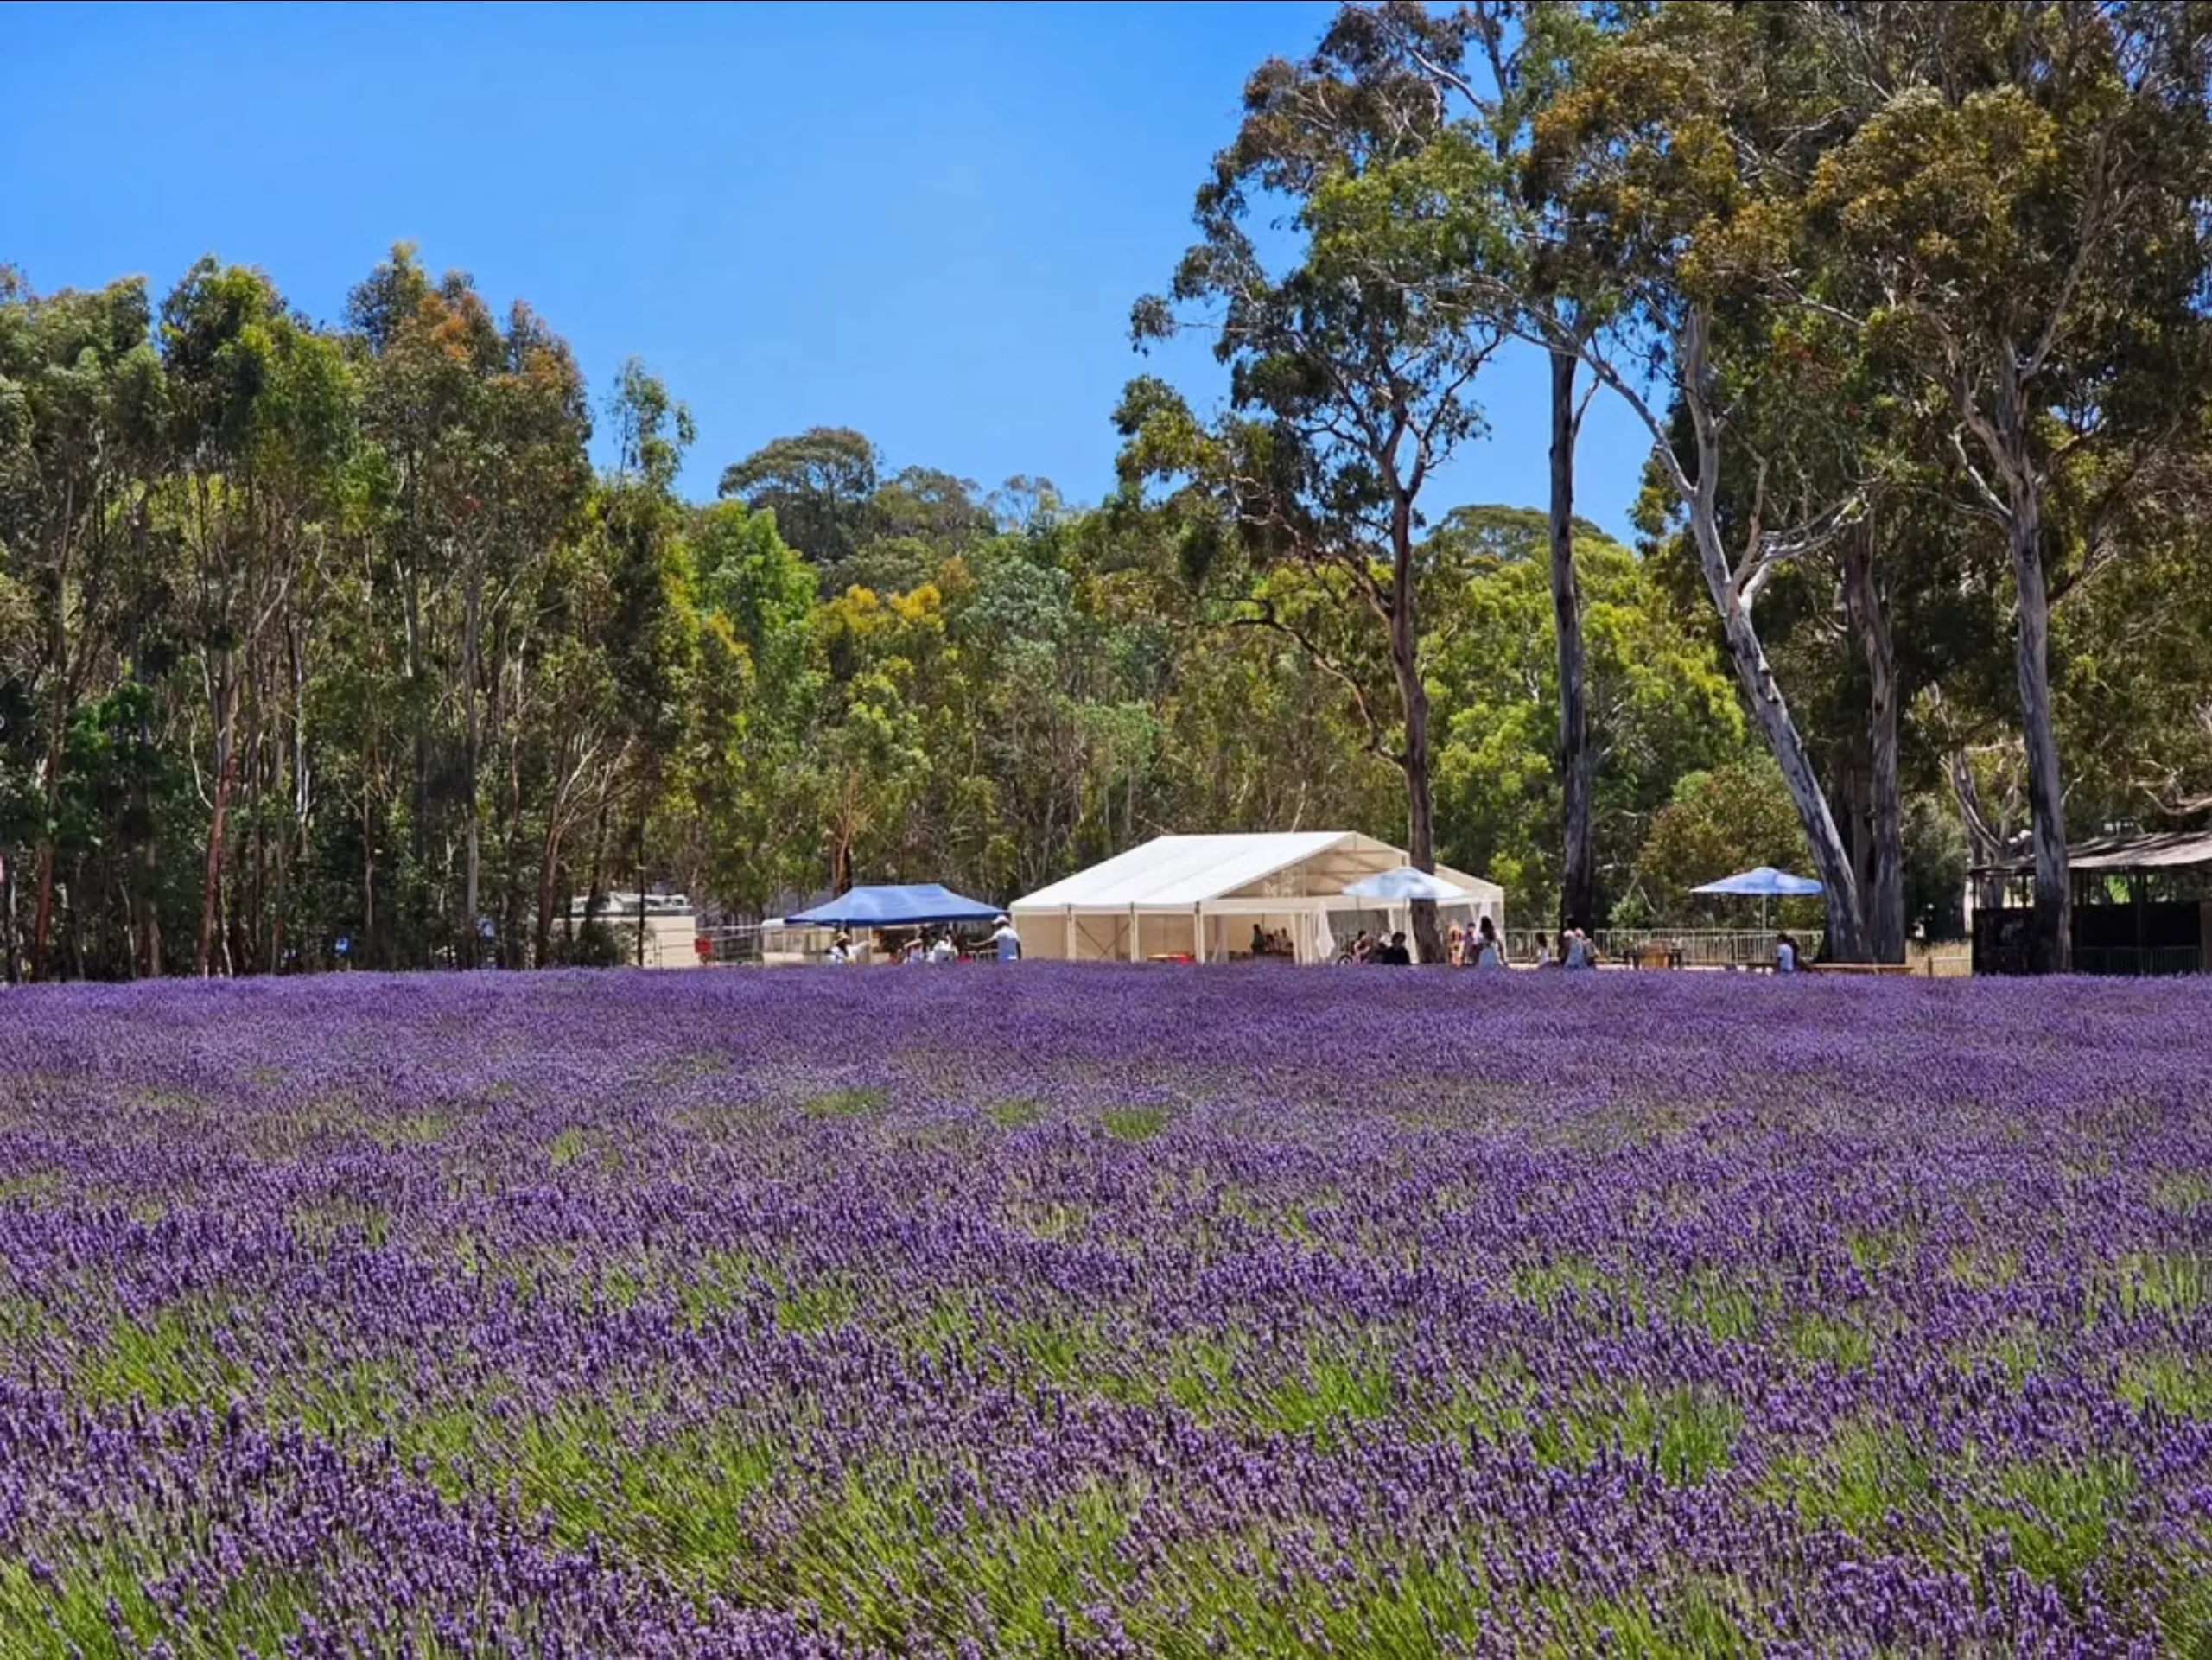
[
  {"xmin": 1129, "ymin": 904, "xmax": 1141, "ymax": 964},
  {"xmin": 1065, "ymin": 906, "xmax": 1075, "ymax": 962}
]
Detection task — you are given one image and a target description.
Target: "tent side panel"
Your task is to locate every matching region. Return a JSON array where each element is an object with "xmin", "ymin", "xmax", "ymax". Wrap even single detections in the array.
[{"xmin": 1008, "ymin": 909, "xmax": 1070, "ymax": 959}]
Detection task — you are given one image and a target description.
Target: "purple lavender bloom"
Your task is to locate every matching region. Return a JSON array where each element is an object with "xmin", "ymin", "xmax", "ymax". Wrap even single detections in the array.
[{"xmin": 0, "ymin": 966, "xmax": 2207, "ymax": 1654}]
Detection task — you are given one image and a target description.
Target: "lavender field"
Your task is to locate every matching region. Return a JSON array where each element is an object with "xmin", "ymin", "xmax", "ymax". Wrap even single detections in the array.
[{"xmin": 2, "ymin": 968, "xmax": 2209, "ymax": 1657}]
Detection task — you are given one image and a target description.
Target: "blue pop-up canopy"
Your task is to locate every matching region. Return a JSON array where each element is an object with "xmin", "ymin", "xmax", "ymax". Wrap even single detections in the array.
[
  {"xmin": 784, "ymin": 884, "xmax": 1003, "ymax": 928},
  {"xmin": 1691, "ymin": 866, "xmax": 1823, "ymax": 898}
]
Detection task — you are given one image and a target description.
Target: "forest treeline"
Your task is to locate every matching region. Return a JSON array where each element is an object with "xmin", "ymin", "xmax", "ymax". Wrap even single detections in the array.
[{"xmin": 6, "ymin": 1, "xmax": 2212, "ymax": 979}]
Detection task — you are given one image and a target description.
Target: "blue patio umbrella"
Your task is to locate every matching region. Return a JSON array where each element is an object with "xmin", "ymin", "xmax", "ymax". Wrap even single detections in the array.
[{"xmin": 1691, "ymin": 866, "xmax": 1822, "ymax": 932}]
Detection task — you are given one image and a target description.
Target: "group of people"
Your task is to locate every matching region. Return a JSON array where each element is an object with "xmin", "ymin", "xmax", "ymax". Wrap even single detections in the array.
[
  {"xmin": 1339, "ymin": 919, "xmax": 1604, "ymax": 970},
  {"xmin": 826, "ymin": 915, "xmax": 1022, "ymax": 966},
  {"xmin": 894, "ymin": 932, "xmax": 962, "ymax": 965},
  {"xmin": 1342, "ymin": 928, "xmax": 1416, "ymax": 965}
]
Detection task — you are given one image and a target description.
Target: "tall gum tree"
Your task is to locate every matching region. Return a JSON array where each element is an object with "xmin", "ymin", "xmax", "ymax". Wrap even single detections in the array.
[
  {"xmin": 0, "ymin": 277, "xmax": 164, "ymax": 978},
  {"xmin": 1495, "ymin": 3, "xmax": 1878, "ymax": 958},
  {"xmin": 1119, "ymin": 3, "xmax": 1506, "ymax": 963},
  {"xmin": 1467, "ymin": 0, "xmax": 1620, "ymax": 935},
  {"xmin": 1801, "ymin": 0, "xmax": 2212, "ymax": 972},
  {"xmin": 158, "ymin": 261, "xmax": 353, "ymax": 976}
]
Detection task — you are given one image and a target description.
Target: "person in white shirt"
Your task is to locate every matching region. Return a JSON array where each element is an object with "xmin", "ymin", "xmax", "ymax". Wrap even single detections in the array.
[
  {"xmin": 1563, "ymin": 929, "xmax": 1592, "ymax": 970},
  {"xmin": 990, "ymin": 915, "xmax": 1021, "ymax": 962},
  {"xmin": 826, "ymin": 933, "xmax": 853, "ymax": 965},
  {"xmin": 927, "ymin": 932, "xmax": 957, "ymax": 964}
]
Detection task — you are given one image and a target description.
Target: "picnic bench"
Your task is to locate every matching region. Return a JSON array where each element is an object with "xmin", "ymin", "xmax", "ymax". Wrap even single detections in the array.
[
  {"xmin": 1808, "ymin": 961, "xmax": 1913, "ymax": 976},
  {"xmin": 1625, "ymin": 943, "xmax": 1682, "ymax": 970}
]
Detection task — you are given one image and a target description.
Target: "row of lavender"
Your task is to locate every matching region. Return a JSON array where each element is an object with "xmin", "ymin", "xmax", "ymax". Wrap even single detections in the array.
[{"xmin": 1, "ymin": 967, "xmax": 2209, "ymax": 1656}]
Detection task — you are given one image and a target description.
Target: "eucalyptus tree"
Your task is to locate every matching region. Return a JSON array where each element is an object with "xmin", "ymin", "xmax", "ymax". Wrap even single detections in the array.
[
  {"xmin": 717, "ymin": 426, "xmax": 880, "ymax": 581},
  {"xmin": 1119, "ymin": 2, "xmax": 1507, "ymax": 961},
  {"xmin": 1801, "ymin": 0, "xmax": 2212, "ymax": 970},
  {"xmin": 1465, "ymin": 0, "xmax": 1624, "ymax": 933},
  {"xmin": 346, "ymin": 246, "xmax": 592, "ymax": 964},
  {"xmin": 159, "ymin": 260, "xmax": 353, "ymax": 976},
  {"xmin": 1504, "ymin": 2, "xmax": 1878, "ymax": 957},
  {"xmin": 0, "ymin": 273, "xmax": 165, "ymax": 976}
]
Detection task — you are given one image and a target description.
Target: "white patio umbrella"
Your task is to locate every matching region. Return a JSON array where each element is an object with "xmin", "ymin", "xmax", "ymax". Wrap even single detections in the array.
[
  {"xmin": 1690, "ymin": 866, "xmax": 1823, "ymax": 932},
  {"xmin": 1342, "ymin": 867, "xmax": 1472, "ymax": 902},
  {"xmin": 1343, "ymin": 867, "xmax": 1477, "ymax": 964}
]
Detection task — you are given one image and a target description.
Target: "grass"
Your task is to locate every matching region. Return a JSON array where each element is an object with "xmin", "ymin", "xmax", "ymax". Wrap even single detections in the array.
[
  {"xmin": 374, "ymin": 1110, "xmax": 454, "ymax": 1148},
  {"xmin": 2111, "ymin": 1249, "xmax": 2209, "ymax": 1319},
  {"xmin": 1524, "ymin": 1383, "xmax": 1742, "ymax": 1483},
  {"xmin": 803, "ymin": 1087, "xmax": 886, "ymax": 1120},
  {"xmin": 1511, "ymin": 1253, "xmax": 1605, "ymax": 1310},
  {"xmin": 2149, "ymin": 1172, "xmax": 2212, "ymax": 1217},
  {"xmin": 1101, "ymin": 1104, "xmax": 1172, "ymax": 1142},
  {"xmin": 2115, "ymin": 1348, "xmax": 2212, "ymax": 1418},
  {"xmin": 1764, "ymin": 1420, "xmax": 1939, "ymax": 1534},
  {"xmin": 75, "ymin": 1303, "xmax": 245, "ymax": 1411},
  {"xmin": 1783, "ymin": 1308, "xmax": 1879, "ymax": 1371},
  {"xmin": 1980, "ymin": 1453, "xmax": 2139, "ymax": 1600},
  {"xmin": 0, "ymin": 1169, "xmax": 60, "ymax": 1204}
]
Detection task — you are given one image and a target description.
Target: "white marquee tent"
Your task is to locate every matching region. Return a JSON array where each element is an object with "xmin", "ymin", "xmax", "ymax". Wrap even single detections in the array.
[{"xmin": 1009, "ymin": 832, "xmax": 1505, "ymax": 964}]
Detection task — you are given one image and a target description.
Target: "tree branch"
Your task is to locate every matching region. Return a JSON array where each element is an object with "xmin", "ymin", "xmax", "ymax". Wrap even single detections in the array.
[{"xmin": 1224, "ymin": 604, "xmax": 1399, "ymax": 764}]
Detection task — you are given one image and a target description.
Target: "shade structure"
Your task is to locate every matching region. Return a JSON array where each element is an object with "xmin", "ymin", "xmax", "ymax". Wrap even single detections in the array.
[
  {"xmin": 1010, "ymin": 832, "xmax": 1504, "ymax": 965},
  {"xmin": 1691, "ymin": 866, "xmax": 1823, "ymax": 898},
  {"xmin": 1690, "ymin": 865, "xmax": 1822, "ymax": 936},
  {"xmin": 1342, "ymin": 866, "xmax": 1473, "ymax": 903},
  {"xmin": 783, "ymin": 884, "xmax": 1003, "ymax": 928}
]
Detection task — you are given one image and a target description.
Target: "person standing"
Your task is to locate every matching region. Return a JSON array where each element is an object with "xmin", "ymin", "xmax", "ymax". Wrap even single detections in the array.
[
  {"xmin": 1376, "ymin": 931, "xmax": 1413, "ymax": 965},
  {"xmin": 1533, "ymin": 932, "xmax": 1557, "ymax": 969},
  {"xmin": 991, "ymin": 914, "xmax": 1022, "ymax": 963},
  {"xmin": 1776, "ymin": 932, "xmax": 1799, "ymax": 975},
  {"xmin": 1474, "ymin": 916, "xmax": 1504, "ymax": 969},
  {"xmin": 1562, "ymin": 929, "xmax": 1591, "ymax": 970}
]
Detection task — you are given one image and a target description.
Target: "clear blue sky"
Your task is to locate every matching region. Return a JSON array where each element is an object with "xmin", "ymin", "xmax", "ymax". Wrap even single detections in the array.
[{"xmin": 3, "ymin": 0, "xmax": 1648, "ymax": 538}]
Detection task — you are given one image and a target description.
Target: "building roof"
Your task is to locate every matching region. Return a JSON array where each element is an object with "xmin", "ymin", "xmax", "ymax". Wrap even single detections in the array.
[
  {"xmin": 1010, "ymin": 832, "xmax": 1504, "ymax": 912},
  {"xmin": 1972, "ymin": 830, "xmax": 2212, "ymax": 877}
]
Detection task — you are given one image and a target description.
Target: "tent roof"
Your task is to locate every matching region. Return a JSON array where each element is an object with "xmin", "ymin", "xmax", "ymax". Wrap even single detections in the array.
[
  {"xmin": 784, "ymin": 884, "xmax": 1003, "ymax": 927},
  {"xmin": 1011, "ymin": 833, "xmax": 1503, "ymax": 912}
]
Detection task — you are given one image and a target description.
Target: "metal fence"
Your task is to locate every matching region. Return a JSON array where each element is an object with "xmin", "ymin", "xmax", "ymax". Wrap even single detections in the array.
[
  {"xmin": 1502, "ymin": 929, "xmax": 1825, "ymax": 969},
  {"xmin": 692, "ymin": 925, "xmax": 765, "ymax": 966}
]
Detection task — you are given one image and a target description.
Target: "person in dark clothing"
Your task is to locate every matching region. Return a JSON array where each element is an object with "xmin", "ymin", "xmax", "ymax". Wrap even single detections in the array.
[{"xmin": 1375, "ymin": 931, "xmax": 1413, "ymax": 965}]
